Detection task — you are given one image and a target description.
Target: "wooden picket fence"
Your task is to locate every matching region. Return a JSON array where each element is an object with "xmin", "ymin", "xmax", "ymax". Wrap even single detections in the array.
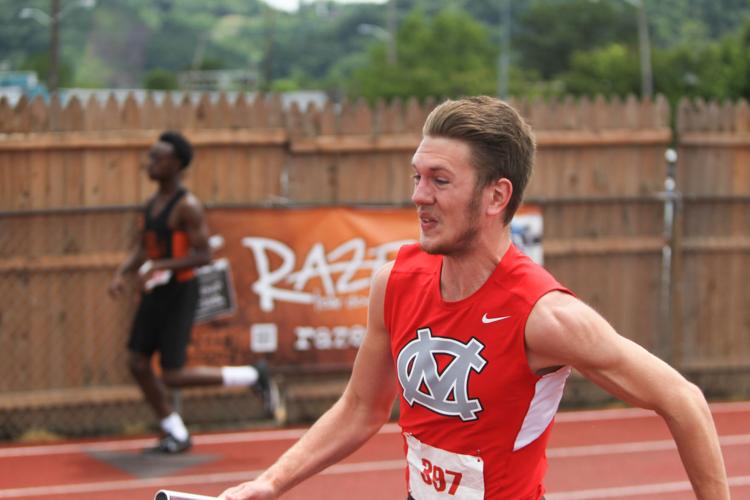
[
  {"xmin": 1, "ymin": 92, "xmax": 749, "ymax": 436},
  {"xmin": 674, "ymin": 98, "xmax": 750, "ymax": 379}
]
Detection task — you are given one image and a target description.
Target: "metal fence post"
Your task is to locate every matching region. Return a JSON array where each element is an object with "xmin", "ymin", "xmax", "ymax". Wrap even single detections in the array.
[{"xmin": 659, "ymin": 148, "xmax": 678, "ymax": 363}]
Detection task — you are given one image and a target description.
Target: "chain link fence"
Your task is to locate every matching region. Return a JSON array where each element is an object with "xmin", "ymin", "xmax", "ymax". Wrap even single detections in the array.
[{"xmin": 0, "ymin": 208, "xmax": 277, "ymax": 441}]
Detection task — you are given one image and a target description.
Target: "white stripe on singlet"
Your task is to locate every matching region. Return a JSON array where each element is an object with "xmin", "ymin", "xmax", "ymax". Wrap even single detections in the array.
[{"xmin": 513, "ymin": 366, "xmax": 571, "ymax": 451}]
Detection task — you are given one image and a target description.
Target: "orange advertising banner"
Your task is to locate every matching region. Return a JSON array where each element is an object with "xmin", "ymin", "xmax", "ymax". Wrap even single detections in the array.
[
  {"xmin": 191, "ymin": 206, "xmax": 542, "ymax": 370},
  {"xmin": 193, "ymin": 207, "xmax": 419, "ymax": 368}
]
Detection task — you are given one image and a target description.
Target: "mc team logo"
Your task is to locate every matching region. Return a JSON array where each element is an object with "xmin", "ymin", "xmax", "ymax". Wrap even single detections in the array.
[{"xmin": 397, "ymin": 328, "xmax": 487, "ymax": 421}]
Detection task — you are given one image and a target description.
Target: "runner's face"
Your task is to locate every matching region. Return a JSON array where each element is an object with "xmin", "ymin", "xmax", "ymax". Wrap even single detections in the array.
[
  {"xmin": 146, "ymin": 141, "xmax": 180, "ymax": 180},
  {"xmin": 411, "ymin": 136, "xmax": 483, "ymax": 255}
]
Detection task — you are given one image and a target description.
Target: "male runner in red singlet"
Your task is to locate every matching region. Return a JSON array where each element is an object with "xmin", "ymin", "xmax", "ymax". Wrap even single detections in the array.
[
  {"xmin": 218, "ymin": 98, "xmax": 729, "ymax": 499},
  {"xmin": 109, "ymin": 131, "xmax": 275, "ymax": 454}
]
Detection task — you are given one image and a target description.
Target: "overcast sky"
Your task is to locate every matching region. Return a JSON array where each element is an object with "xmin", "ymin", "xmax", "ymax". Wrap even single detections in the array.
[{"xmin": 261, "ymin": 0, "xmax": 388, "ymax": 12}]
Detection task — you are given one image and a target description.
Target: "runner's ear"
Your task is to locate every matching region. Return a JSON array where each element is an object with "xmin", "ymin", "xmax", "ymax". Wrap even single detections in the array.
[{"xmin": 486, "ymin": 178, "xmax": 512, "ymax": 217}]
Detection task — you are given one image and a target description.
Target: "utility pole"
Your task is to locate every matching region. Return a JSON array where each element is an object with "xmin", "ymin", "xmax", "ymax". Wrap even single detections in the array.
[
  {"xmin": 49, "ymin": 0, "xmax": 60, "ymax": 93},
  {"xmin": 386, "ymin": 0, "xmax": 397, "ymax": 66},
  {"xmin": 262, "ymin": 5, "xmax": 276, "ymax": 90},
  {"xmin": 19, "ymin": 0, "xmax": 96, "ymax": 94},
  {"xmin": 497, "ymin": 0, "xmax": 510, "ymax": 99},
  {"xmin": 636, "ymin": 0, "xmax": 653, "ymax": 98}
]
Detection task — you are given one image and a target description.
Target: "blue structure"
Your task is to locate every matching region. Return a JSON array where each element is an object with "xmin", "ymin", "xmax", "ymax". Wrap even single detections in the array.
[{"xmin": 0, "ymin": 71, "xmax": 49, "ymax": 104}]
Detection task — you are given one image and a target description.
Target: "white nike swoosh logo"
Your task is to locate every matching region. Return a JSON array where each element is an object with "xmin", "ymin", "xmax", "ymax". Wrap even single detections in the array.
[{"xmin": 482, "ymin": 313, "xmax": 512, "ymax": 324}]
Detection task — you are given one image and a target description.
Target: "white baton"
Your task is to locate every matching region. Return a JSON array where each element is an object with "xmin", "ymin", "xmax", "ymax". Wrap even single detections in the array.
[{"xmin": 154, "ymin": 490, "xmax": 217, "ymax": 500}]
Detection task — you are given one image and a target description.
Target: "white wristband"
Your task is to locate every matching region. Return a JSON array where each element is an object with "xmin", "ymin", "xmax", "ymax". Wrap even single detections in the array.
[{"xmin": 138, "ymin": 260, "xmax": 154, "ymax": 277}]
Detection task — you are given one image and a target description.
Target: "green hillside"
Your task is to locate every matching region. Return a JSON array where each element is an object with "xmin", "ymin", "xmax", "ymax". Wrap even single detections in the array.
[{"xmin": 2, "ymin": 0, "xmax": 749, "ymax": 102}]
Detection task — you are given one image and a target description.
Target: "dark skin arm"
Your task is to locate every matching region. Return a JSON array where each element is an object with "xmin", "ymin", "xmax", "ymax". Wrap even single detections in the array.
[
  {"xmin": 108, "ymin": 224, "xmax": 146, "ymax": 298},
  {"xmin": 138, "ymin": 193, "xmax": 212, "ymax": 288},
  {"xmin": 108, "ymin": 193, "xmax": 212, "ymax": 297}
]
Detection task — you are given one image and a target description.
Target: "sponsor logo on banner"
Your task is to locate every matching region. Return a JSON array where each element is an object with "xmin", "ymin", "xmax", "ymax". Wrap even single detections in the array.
[
  {"xmin": 242, "ymin": 237, "xmax": 413, "ymax": 313},
  {"xmin": 250, "ymin": 323, "xmax": 278, "ymax": 353}
]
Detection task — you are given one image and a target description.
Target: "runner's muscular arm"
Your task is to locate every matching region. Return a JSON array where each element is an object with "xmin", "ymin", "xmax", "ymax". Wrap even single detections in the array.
[
  {"xmin": 218, "ymin": 262, "xmax": 399, "ymax": 500},
  {"xmin": 108, "ymin": 217, "xmax": 146, "ymax": 298},
  {"xmin": 525, "ymin": 291, "xmax": 729, "ymax": 500}
]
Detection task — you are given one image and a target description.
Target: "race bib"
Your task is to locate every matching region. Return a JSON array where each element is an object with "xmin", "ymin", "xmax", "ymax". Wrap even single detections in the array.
[
  {"xmin": 405, "ymin": 434, "xmax": 484, "ymax": 499},
  {"xmin": 144, "ymin": 269, "xmax": 172, "ymax": 291}
]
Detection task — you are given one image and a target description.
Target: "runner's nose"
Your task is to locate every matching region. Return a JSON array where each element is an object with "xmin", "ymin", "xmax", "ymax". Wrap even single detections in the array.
[{"xmin": 411, "ymin": 177, "xmax": 434, "ymax": 205}]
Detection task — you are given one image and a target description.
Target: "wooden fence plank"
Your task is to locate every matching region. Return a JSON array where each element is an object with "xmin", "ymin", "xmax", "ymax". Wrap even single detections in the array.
[
  {"xmin": 593, "ymin": 95, "xmax": 609, "ymax": 129},
  {"xmin": 0, "ymin": 149, "xmax": 10, "ymax": 211},
  {"xmin": 82, "ymin": 95, "xmax": 102, "ymax": 131},
  {"xmin": 0, "ymin": 97, "xmax": 11, "ymax": 134},
  {"xmin": 121, "ymin": 93, "xmax": 140, "ymax": 130},
  {"xmin": 195, "ymin": 93, "xmax": 212, "ymax": 129},
  {"xmin": 28, "ymin": 149, "xmax": 49, "ymax": 210},
  {"xmin": 379, "ymin": 98, "xmax": 402, "ymax": 134},
  {"xmin": 11, "ymin": 96, "xmax": 31, "ymax": 133},
  {"xmin": 29, "ymin": 95, "xmax": 49, "ymax": 132},
  {"xmin": 102, "ymin": 94, "xmax": 119, "ymax": 130},
  {"xmin": 403, "ymin": 97, "xmax": 424, "ymax": 132},
  {"xmin": 286, "ymin": 102, "xmax": 305, "ymax": 140},
  {"xmin": 160, "ymin": 93, "xmax": 177, "ymax": 130},
  {"xmin": 302, "ymin": 101, "xmax": 321, "ymax": 137},
  {"xmin": 230, "ymin": 92, "xmax": 250, "ymax": 129},
  {"xmin": 139, "ymin": 93, "xmax": 159, "ymax": 129},
  {"xmin": 178, "ymin": 93, "xmax": 195, "ymax": 130},
  {"xmin": 736, "ymin": 99, "xmax": 749, "ymax": 133},
  {"xmin": 57, "ymin": 149, "xmax": 82, "ymax": 208},
  {"xmin": 269, "ymin": 94, "xmax": 284, "ymax": 128},
  {"xmin": 319, "ymin": 101, "xmax": 337, "ymax": 135},
  {"xmin": 214, "ymin": 92, "xmax": 231, "ymax": 130}
]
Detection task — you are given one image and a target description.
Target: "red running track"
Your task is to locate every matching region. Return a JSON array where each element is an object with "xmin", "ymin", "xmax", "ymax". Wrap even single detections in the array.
[{"xmin": 0, "ymin": 401, "xmax": 748, "ymax": 499}]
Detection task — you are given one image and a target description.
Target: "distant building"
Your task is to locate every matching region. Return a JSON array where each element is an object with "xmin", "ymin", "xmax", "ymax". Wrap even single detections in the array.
[
  {"xmin": 0, "ymin": 82, "xmax": 328, "ymax": 112},
  {"xmin": 177, "ymin": 69, "xmax": 259, "ymax": 92},
  {"xmin": 0, "ymin": 71, "xmax": 49, "ymax": 105}
]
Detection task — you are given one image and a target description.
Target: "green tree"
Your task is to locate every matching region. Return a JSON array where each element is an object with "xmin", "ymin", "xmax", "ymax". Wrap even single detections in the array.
[
  {"xmin": 515, "ymin": 0, "xmax": 638, "ymax": 79},
  {"xmin": 20, "ymin": 53, "xmax": 74, "ymax": 88},
  {"xmin": 559, "ymin": 43, "xmax": 640, "ymax": 97},
  {"xmin": 654, "ymin": 19, "xmax": 750, "ymax": 103},
  {"xmin": 143, "ymin": 68, "xmax": 178, "ymax": 90},
  {"xmin": 648, "ymin": 0, "xmax": 750, "ymax": 46},
  {"xmin": 349, "ymin": 8, "xmax": 498, "ymax": 101}
]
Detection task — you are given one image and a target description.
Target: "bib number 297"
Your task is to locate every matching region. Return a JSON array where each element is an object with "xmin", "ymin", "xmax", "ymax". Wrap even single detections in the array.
[
  {"xmin": 405, "ymin": 433, "xmax": 484, "ymax": 499},
  {"xmin": 420, "ymin": 458, "xmax": 463, "ymax": 495}
]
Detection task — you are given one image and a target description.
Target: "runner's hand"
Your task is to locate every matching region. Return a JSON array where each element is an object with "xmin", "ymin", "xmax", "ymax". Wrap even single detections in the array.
[
  {"xmin": 218, "ymin": 480, "xmax": 277, "ymax": 500},
  {"xmin": 137, "ymin": 260, "xmax": 155, "ymax": 288},
  {"xmin": 137, "ymin": 260, "xmax": 172, "ymax": 292},
  {"xmin": 108, "ymin": 274, "xmax": 126, "ymax": 298}
]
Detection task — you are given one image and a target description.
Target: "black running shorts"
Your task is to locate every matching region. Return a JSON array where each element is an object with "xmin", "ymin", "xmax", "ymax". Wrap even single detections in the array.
[{"xmin": 127, "ymin": 278, "xmax": 199, "ymax": 370}]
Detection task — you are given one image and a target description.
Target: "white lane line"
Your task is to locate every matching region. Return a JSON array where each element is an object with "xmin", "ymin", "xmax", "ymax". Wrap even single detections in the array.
[
  {"xmin": 548, "ymin": 433, "xmax": 750, "ymax": 458},
  {"xmin": 1, "ymin": 431, "xmax": 749, "ymax": 497},
  {"xmin": 2, "ymin": 426, "xmax": 750, "ymax": 462},
  {"xmin": 0, "ymin": 424, "xmax": 403, "ymax": 458},
  {"xmin": 0, "ymin": 399, "xmax": 747, "ymax": 458},
  {"xmin": 546, "ymin": 474, "xmax": 750, "ymax": 499},
  {"xmin": 555, "ymin": 400, "xmax": 750, "ymax": 423},
  {"xmin": 0, "ymin": 459, "xmax": 405, "ymax": 498},
  {"xmin": 3, "ymin": 400, "xmax": 748, "ymax": 458},
  {"xmin": 2, "ymin": 461, "xmax": 750, "ymax": 499}
]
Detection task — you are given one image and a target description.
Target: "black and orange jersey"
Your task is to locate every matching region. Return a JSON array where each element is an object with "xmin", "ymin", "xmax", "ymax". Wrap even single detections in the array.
[{"xmin": 142, "ymin": 188, "xmax": 195, "ymax": 282}]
